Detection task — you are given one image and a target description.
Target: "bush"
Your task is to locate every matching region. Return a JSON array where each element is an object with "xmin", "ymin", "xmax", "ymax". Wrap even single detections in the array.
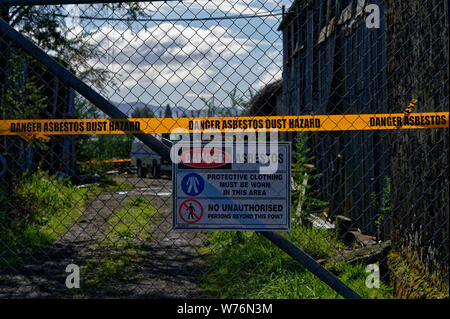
[
  {"xmin": 18, "ymin": 170, "xmax": 77, "ymax": 222},
  {"xmin": 0, "ymin": 169, "xmax": 89, "ymax": 271},
  {"xmin": 291, "ymin": 133, "xmax": 326, "ymax": 224}
]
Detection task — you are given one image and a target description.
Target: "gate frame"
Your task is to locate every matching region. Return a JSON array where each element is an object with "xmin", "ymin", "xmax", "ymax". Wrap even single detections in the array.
[{"xmin": 0, "ymin": 0, "xmax": 362, "ymax": 299}]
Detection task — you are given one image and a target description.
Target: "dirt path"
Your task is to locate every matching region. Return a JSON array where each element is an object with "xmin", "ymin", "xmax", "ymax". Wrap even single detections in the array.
[{"xmin": 0, "ymin": 175, "xmax": 205, "ymax": 298}]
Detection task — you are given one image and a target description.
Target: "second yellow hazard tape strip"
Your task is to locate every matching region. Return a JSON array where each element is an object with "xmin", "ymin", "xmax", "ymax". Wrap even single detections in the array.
[
  {"xmin": 0, "ymin": 113, "xmax": 448, "ymax": 137},
  {"xmin": 76, "ymin": 158, "xmax": 131, "ymax": 165}
]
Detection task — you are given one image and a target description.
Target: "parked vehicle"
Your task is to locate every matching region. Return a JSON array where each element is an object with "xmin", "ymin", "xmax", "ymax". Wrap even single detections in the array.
[{"xmin": 130, "ymin": 134, "xmax": 180, "ymax": 178}]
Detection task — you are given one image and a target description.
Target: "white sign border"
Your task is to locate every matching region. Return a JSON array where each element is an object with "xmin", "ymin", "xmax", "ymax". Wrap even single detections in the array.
[{"xmin": 172, "ymin": 142, "xmax": 291, "ymax": 231}]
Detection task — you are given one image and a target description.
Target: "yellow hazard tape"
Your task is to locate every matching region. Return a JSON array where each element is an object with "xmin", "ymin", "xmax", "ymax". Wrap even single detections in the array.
[
  {"xmin": 76, "ymin": 158, "xmax": 131, "ymax": 165},
  {"xmin": 403, "ymin": 99, "xmax": 418, "ymax": 117},
  {"xmin": 0, "ymin": 113, "xmax": 448, "ymax": 137}
]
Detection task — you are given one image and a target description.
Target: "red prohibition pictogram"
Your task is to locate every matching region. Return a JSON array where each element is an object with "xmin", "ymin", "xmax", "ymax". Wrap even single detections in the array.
[{"xmin": 179, "ymin": 199, "xmax": 203, "ymax": 224}]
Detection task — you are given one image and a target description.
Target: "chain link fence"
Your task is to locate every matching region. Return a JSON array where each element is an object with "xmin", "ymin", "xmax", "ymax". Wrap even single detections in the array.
[{"xmin": 0, "ymin": 0, "xmax": 448, "ymax": 299}]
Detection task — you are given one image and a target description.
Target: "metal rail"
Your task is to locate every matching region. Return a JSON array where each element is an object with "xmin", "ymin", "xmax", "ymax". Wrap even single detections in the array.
[
  {"xmin": 0, "ymin": 17, "xmax": 170, "ymax": 160},
  {"xmin": 0, "ymin": 0, "xmax": 171, "ymax": 6},
  {"xmin": 259, "ymin": 231, "xmax": 362, "ymax": 299}
]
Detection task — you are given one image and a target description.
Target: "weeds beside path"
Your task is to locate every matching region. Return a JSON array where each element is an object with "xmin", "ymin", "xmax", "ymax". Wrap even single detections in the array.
[
  {"xmin": 0, "ymin": 175, "xmax": 205, "ymax": 298},
  {"xmin": 1, "ymin": 172, "xmax": 392, "ymax": 299},
  {"xmin": 198, "ymin": 227, "xmax": 393, "ymax": 298}
]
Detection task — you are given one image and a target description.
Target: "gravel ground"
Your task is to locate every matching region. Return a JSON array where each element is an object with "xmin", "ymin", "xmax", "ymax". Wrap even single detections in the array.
[{"xmin": 0, "ymin": 175, "xmax": 206, "ymax": 298}]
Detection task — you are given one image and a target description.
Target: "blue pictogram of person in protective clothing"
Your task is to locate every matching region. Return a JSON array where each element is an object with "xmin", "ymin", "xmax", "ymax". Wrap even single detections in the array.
[{"xmin": 181, "ymin": 173, "xmax": 205, "ymax": 196}]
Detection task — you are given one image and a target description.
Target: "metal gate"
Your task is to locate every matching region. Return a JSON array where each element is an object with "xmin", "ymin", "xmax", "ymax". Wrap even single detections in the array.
[{"xmin": 0, "ymin": 0, "xmax": 448, "ymax": 299}]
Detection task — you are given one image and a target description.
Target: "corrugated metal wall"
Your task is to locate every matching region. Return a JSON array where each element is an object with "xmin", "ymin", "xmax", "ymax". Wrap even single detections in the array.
[
  {"xmin": 386, "ymin": 0, "xmax": 449, "ymax": 297},
  {"xmin": 280, "ymin": 0, "xmax": 389, "ymax": 236}
]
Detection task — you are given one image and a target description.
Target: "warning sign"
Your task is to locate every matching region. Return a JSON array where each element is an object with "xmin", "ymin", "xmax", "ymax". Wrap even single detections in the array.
[
  {"xmin": 172, "ymin": 142, "xmax": 291, "ymax": 231},
  {"xmin": 179, "ymin": 199, "xmax": 204, "ymax": 224}
]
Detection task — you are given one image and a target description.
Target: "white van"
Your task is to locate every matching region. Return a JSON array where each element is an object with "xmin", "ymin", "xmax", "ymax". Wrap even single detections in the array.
[{"xmin": 130, "ymin": 134, "xmax": 180, "ymax": 178}]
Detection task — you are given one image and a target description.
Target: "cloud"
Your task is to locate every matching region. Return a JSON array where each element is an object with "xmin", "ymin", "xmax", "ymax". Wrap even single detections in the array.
[
  {"xmin": 62, "ymin": 1, "xmax": 284, "ymax": 108},
  {"xmin": 189, "ymin": 0, "xmax": 274, "ymax": 16},
  {"xmin": 153, "ymin": 0, "xmax": 279, "ymax": 19},
  {"xmin": 185, "ymin": 92, "xmax": 214, "ymax": 99},
  {"xmin": 253, "ymin": 65, "xmax": 282, "ymax": 91},
  {"xmin": 88, "ymin": 22, "xmax": 252, "ymax": 88}
]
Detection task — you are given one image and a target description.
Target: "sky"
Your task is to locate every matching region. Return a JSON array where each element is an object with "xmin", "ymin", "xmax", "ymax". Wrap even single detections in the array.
[{"xmin": 62, "ymin": 0, "xmax": 293, "ymax": 113}]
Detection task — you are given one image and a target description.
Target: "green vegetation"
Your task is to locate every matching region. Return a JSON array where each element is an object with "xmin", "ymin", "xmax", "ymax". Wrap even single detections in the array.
[
  {"xmin": 199, "ymin": 226, "xmax": 392, "ymax": 298},
  {"xmin": 0, "ymin": 53, "xmax": 48, "ymax": 120},
  {"xmin": 77, "ymin": 135, "xmax": 134, "ymax": 163},
  {"xmin": 76, "ymin": 134, "xmax": 134, "ymax": 178},
  {"xmin": 370, "ymin": 176, "xmax": 391, "ymax": 241},
  {"xmin": 201, "ymin": 88, "xmax": 253, "ymax": 117},
  {"xmin": 0, "ymin": 169, "xmax": 131, "ymax": 272},
  {"xmin": 291, "ymin": 133, "xmax": 327, "ymax": 223},
  {"xmin": 198, "ymin": 133, "xmax": 392, "ymax": 299},
  {"xmin": 78, "ymin": 196, "xmax": 156, "ymax": 295},
  {"xmin": 104, "ymin": 196, "xmax": 156, "ymax": 243},
  {"xmin": 17, "ymin": 170, "xmax": 87, "ymax": 240},
  {"xmin": 0, "ymin": 170, "xmax": 87, "ymax": 271}
]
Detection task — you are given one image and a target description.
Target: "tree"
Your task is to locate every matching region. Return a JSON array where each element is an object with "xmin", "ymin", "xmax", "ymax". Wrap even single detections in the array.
[
  {"xmin": 0, "ymin": 53, "xmax": 47, "ymax": 120},
  {"xmin": 0, "ymin": 3, "xmax": 151, "ymax": 106},
  {"xmin": 201, "ymin": 97, "xmax": 218, "ymax": 117},
  {"xmin": 200, "ymin": 89, "xmax": 253, "ymax": 118},
  {"xmin": 162, "ymin": 104, "xmax": 172, "ymax": 139},
  {"xmin": 164, "ymin": 104, "xmax": 173, "ymax": 118},
  {"xmin": 131, "ymin": 106, "xmax": 155, "ymax": 119},
  {"xmin": 228, "ymin": 88, "xmax": 253, "ymax": 116},
  {"xmin": 0, "ymin": 3, "xmax": 150, "ymax": 177}
]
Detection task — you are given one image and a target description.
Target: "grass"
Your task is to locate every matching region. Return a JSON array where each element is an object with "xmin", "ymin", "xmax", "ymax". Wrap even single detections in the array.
[
  {"xmin": 104, "ymin": 196, "xmax": 155, "ymax": 243},
  {"xmin": 198, "ymin": 224, "xmax": 393, "ymax": 299},
  {"xmin": 193, "ymin": 134, "xmax": 390, "ymax": 299},
  {"xmin": 0, "ymin": 169, "xmax": 132, "ymax": 272},
  {"xmin": 1, "ymin": 168, "xmax": 395, "ymax": 299},
  {"xmin": 76, "ymin": 196, "xmax": 156, "ymax": 296},
  {"xmin": 0, "ymin": 170, "xmax": 88, "ymax": 271}
]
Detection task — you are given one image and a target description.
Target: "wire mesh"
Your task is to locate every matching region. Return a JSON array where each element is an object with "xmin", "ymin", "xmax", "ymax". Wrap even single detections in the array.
[{"xmin": 0, "ymin": 0, "xmax": 448, "ymax": 299}]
